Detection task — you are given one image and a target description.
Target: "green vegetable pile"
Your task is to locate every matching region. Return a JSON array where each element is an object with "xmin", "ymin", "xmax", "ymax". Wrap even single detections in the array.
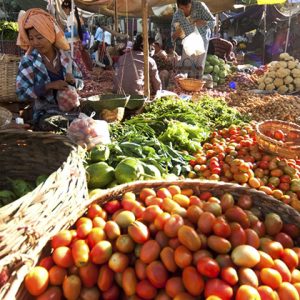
[
  {"xmin": 0, "ymin": 175, "xmax": 48, "ymax": 207},
  {"xmin": 0, "ymin": 21, "xmax": 18, "ymax": 40},
  {"xmin": 204, "ymin": 54, "xmax": 232, "ymax": 86}
]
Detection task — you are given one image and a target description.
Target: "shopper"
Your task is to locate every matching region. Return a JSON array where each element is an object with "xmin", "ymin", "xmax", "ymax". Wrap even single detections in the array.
[
  {"xmin": 171, "ymin": 0, "xmax": 215, "ymax": 77},
  {"xmin": 113, "ymin": 34, "xmax": 161, "ymax": 95}
]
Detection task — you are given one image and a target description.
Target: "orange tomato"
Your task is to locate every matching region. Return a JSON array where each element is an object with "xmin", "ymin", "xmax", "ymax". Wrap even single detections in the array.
[
  {"xmin": 277, "ymin": 282, "xmax": 300, "ymax": 300},
  {"xmin": 135, "ymin": 259, "xmax": 147, "ymax": 280},
  {"xmin": 182, "ymin": 266, "xmax": 204, "ymax": 296},
  {"xmin": 79, "ymin": 287, "xmax": 101, "ymax": 300},
  {"xmin": 122, "ymin": 267, "xmax": 137, "ymax": 296},
  {"xmin": 165, "ymin": 277, "xmax": 185, "ymax": 298},
  {"xmin": 49, "ymin": 265, "xmax": 67, "ymax": 286},
  {"xmin": 260, "ymin": 268, "xmax": 282, "ymax": 289},
  {"xmin": 257, "ymin": 285, "xmax": 278, "ymax": 300},
  {"xmin": 236, "ymin": 285, "xmax": 261, "ymax": 300},
  {"xmin": 197, "ymin": 256, "xmax": 220, "ymax": 278},
  {"xmin": 128, "ymin": 220, "xmax": 150, "ymax": 244},
  {"xmin": 62, "ymin": 275, "xmax": 81, "ymax": 299},
  {"xmin": 177, "ymin": 225, "xmax": 201, "ymax": 251},
  {"xmin": 204, "ymin": 278, "xmax": 233, "ymax": 300},
  {"xmin": 115, "ymin": 234, "xmax": 135, "ymax": 254},
  {"xmin": 281, "ymin": 249, "xmax": 299, "ymax": 271},
  {"xmin": 78, "ymin": 262, "xmax": 99, "ymax": 288},
  {"xmin": 146, "ymin": 260, "xmax": 168, "ymax": 288},
  {"xmin": 136, "ymin": 279, "xmax": 157, "ymax": 299},
  {"xmin": 160, "ymin": 246, "xmax": 177, "ymax": 273},
  {"xmin": 87, "ymin": 227, "xmax": 106, "ymax": 248},
  {"xmin": 108, "ymin": 252, "xmax": 129, "ymax": 273},
  {"xmin": 36, "ymin": 286, "xmax": 62, "ymax": 300},
  {"xmin": 97, "ymin": 263, "xmax": 114, "ymax": 292},
  {"xmin": 90, "ymin": 240, "xmax": 112, "ymax": 265},
  {"xmin": 221, "ymin": 267, "xmax": 238, "ymax": 286},
  {"xmin": 163, "ymin": 214, "xmax": 184, "ymax": 238},
  {"xmin": 25, "ymin": 266, "xmax": 49, "ymax": 296},
  {"xmin": 273, "ymin": 259, "xmax": 292, "ymax": 283},
  {"xmin": 140, "ymin": 239, "xmax": 161, "ymax": 264},
  {"xmin": 174, "ymin": 245, "xmax": 193, "ymax": 269},
  {"xmin": 139, "ymin": 188, "xmax": 157, "ymax": 202},
  {"xmin": 72, "ymin": 240, "xmax": 90, "ymax": 267},
  {"xmin": 87, "ymin": 203, "xmax": 103, "ymax": 219},
  {"xmin": 38, "ymin": 256, "xmax": 54, "ymax": 271},
  {"xmin": 52, "ymin": 246, "xmax": 74, "ymax": 268},
  {"xmin": 51, "ymin": 230, "xmax": 72, "ymax": 249}
]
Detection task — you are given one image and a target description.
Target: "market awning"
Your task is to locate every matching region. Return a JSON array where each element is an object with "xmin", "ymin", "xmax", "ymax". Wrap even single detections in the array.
[{"xmin": 73, "ymin": 0, "xmax": 235, "ymax": 17}]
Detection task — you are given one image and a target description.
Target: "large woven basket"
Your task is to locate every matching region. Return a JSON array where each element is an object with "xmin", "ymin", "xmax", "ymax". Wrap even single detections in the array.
[
  {"xmin": 256, "ymin": 119, "xmax": 300, "ymax": 159},
  {"xmin": 0, "ymin": 129, "xmax": 88, "ymax": 299},
  {"xmin": 0, "ymin": 106, "xmax": 12, "ymax": 128},
  {"xmin": 0, "ymin": 54, "xmax": 20, "ymax": 103},
  {"xmin": 178, "ymin": 78, "xmax": 205, "ymax": 92},
  {"xmin": 16, "ymin": 179, "xmax": 300, "ymax": 299}
]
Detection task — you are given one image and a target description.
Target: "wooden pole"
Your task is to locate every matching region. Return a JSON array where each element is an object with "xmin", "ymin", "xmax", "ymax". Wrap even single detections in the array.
[
  {"xmin": 114, "ymin": 0, "xmax": 118, "ymax": 33},
  {"xmin": 142, "ymin": 0, "xmax": 150, "ymax": 98}
]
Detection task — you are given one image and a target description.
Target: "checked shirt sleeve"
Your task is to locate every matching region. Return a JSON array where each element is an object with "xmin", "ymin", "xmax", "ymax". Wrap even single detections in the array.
[
  {"xmin": 193, "ymin": 1, "xmax": 215, "ymax": 34},
  {"xmin": 16, "ymin": 57, "xmax": 39, "ymax": 102}
]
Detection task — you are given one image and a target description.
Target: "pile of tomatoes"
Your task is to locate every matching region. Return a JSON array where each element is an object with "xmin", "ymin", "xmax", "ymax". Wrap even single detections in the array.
[
  {"xmin": 24, "ymin": 184, "xmax": 300, "ymax": 299},
  {"xmin": 188, "ymin": 124, "xmax": 300, "ymax": 212}
]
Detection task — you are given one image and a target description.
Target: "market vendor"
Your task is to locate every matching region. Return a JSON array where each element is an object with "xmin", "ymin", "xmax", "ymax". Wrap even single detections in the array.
[
  {"xmin": 208, "ymin": 37, "xmax": 237, "ymax": 63},
  {"xmin": 16, "ymin": 8, "xmax": 83, "ymax": 131},
  {"xmin": 113, "ymin": 34, "xmax": 162, "ymax": 95},
  {"xmin": 171, "ymin": 0, "xmax": 215, "ymax": 77}
]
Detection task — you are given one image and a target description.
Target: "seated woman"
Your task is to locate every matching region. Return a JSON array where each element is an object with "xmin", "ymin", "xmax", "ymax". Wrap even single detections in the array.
[
  {"xmin": 113, "ymin": 34, "xmax": 162, "ymax": 95},
  {"xmin": 16, "ymin": 8, "xmax": 83, "ymax": 131}
]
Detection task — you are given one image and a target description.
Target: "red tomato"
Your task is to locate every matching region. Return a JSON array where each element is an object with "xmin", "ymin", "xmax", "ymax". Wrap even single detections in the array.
[{"xmin": 197, "ymin": 257, "xmax": 220, "ymax": 278}]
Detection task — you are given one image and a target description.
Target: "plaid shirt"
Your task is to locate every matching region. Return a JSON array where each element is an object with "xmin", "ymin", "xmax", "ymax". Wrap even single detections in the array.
[
  {"xmin": 16, "ymin": 49, "xmax": 83, "ymax": 117},
  {"xmin": 171, "ymin": 1, "xmax": 215, "ymax": 47}
]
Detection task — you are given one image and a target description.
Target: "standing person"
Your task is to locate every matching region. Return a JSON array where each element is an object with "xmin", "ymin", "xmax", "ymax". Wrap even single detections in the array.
[
  {"xmin": 16, "ymin": 8, "xmax": 83, "ymax": 131},
  {"xmin": 61, "ymin": 0, "xmax": 91, "ymax": 79},
  {"xmin": 90, "ymin": 24, "xmax": 104, "ymax": 53},
  {"xmin": 171, "ymin": 0, "xmax": 215, "ymax": 77},
  {"xmin": 152, "ymin": 42, "xmax": 173, "ymax": 89},
  {"xmin": 113, "ymin": 34, "xmax": 161, "ymax": 95}
]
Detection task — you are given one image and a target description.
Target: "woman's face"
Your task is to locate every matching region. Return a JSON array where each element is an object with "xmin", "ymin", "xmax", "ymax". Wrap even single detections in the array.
[
  {"xmin": 28, "ymin": 28, "xmax": 53, "ymax": 55},
  {"xmin": 178, "ymin": 3, "xmax": 192, "ymax": 17}
]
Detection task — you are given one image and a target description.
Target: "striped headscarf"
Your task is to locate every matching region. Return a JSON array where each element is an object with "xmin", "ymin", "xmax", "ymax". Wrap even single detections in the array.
[{"xmin": 17, "ymin": 8, "xmax": 69, "ymax": 51}]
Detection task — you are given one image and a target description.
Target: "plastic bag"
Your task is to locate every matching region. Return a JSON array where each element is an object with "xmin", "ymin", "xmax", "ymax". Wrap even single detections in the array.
[
  {"xmin": 57, "ymin": 85, "xmax": 80, "ymax": 112},
  {"xmin": 67, "ymin": 113, "xmax": 111, "ymax": 149},
  {"xmin": 182, "ymin": 27, "xmax": 205, "ymax": 57}
]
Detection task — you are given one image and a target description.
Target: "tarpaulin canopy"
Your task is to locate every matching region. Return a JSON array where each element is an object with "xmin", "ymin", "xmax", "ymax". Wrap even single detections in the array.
[{"xmin": 73, "ymin": 0, "xmax": 235, "ymax": 17}]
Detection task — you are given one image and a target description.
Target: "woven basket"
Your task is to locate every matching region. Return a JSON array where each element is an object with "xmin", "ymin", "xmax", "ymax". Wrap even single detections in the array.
[
  {"xmin": 0, "ymin": 54, "xmax": 20, "ymax": 103},
  {"xmin": 256, "ymin": 120, "xmax": 300, "ymax": 159},
  {"xmin": 178, "ymin": 78, "xmax": 205, "ymax": 92},
  {"xmin": 0, "ymin": 106, "xmax": 12, "ymax": 128},
  {"xmin": 16, "ymin": 179, "xmax": 300, "ymax": 299},
  {"xmin": 0, "ymin": 129, "xmax": 88, "ymax": 300}
]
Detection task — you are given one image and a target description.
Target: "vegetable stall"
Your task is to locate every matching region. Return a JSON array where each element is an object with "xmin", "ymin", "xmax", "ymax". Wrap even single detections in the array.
[{"xmin": 1, "ymin": 1, "xmax": 300, "ymax": 300}]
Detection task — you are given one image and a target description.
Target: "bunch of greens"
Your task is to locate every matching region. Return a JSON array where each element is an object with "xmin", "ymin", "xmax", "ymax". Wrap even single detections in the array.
[
  {"xmin": 0, "ymin": 21, "xmax": 18, "ymax": 40},
  {"xmin": 109, "ymin": 95, "xmax": 247, "ymax": 175}
]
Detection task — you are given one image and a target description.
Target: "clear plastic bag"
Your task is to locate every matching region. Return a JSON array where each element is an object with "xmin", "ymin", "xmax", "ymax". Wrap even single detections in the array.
[
  {"xmin": 57, "ymin": 85, "xmax": 80, "ymax": 112},
  {"xmin": 67, "ymin": 113, "xmax": 111, "ymax": 149},
  {"xmin": 182, "ymin": 27, "xmax": 205, "ymax": 57}
]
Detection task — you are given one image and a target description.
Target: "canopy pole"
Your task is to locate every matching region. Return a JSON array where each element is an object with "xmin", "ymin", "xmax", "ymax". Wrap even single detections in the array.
[
  {"xmin": 70, "ymin": 0, "xmax": 75, "ymax": 58},
  {"xmin": 285, "ymin": 4, "xmax": 292, "ymax": 53},
  {"xmin": 142, "ymin": 0, "xmax": 150, "ymax": 98},
  {"xmin": 262, "ymin": 4, "xmax": 267, "ymax": 64},
  {"xmin": 114, "ymin": 0, "xmax": 118, "ymax": 33}
]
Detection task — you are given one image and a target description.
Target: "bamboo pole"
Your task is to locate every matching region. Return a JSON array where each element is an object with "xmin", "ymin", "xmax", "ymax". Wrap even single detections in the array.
[
  {"xmin": 114, "ymin": 0, "xmax": 118, "ymax": 33},
  {"xmin": 142, "ymin": 0, "xmax": 150, "ymax": 98}
]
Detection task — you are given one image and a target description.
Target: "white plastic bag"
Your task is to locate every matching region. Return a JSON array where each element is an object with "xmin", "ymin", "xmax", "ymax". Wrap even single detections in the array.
[
  {"xmin": 182, "ymin": 27, "xmax": 205, "ymax": 57},
  {"xmin": 57, "ymin": 85, "xmax": 80, "ymax": 112},
  {"xmin": 67, "ymin": 113, "xmax": 111, "ymax": 149}
]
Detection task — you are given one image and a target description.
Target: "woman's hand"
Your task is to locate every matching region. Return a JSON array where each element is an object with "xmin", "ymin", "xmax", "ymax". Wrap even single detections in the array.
[
  {"xmin": 46, "ymin": 80, "xmax": 69, "ymax": 91},
  {"xmin": 65, "ymin": 73, "xmax": 76, "ymax": 85}
]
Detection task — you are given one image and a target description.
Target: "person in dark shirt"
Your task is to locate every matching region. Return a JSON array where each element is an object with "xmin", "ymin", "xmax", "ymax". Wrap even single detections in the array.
[{"xmin": 208, "ymin": 37, "xmax": 236, "ymax": 62}]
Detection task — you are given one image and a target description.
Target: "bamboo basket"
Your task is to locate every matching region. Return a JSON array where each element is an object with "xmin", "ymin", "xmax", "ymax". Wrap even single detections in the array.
[
  {"xmin": 178, "ymin": 78, "xmax": 205, "ymax": 92},
  {"xmin": 256, "ymin": 120, "xmax": 300, "ymax": 159},
  {"xmin": 0, "ymin": 106, "xmax": 12, "ymax": 128},
  {"xmin": 0, "ymin": 129, "xmax": 88, "ymax": 300},
  {"xmin": 16, "ymin": 179, "xmax": 300, "ymax": 299},
  {"xmin": 0, "ymin": 54, "xmax": 20, "ymax": 103}
]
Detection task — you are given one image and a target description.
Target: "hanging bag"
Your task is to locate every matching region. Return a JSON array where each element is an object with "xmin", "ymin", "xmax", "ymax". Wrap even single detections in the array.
[{"xmin": 182, "ymin": 26, "xmax": 205, "ymax": 57}]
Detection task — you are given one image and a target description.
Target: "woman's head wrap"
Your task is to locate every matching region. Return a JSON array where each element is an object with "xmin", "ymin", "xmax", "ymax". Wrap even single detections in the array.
[{"xmin": 17, "ymin": 8, "xmax": 69, "ymax": 51}]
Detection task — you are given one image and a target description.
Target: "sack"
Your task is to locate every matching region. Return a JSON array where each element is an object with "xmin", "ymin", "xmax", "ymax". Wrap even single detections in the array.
[
  {"xmin": 182, "ymin": 27, "xmax": 205, "ymax": 57},
  {"xmin": 80, "ymin": 47, "xmax": 93, "ymax": 71},
  {"xmin": 57, "ymin": 85, "xmax": 80, "ymax": 112}
]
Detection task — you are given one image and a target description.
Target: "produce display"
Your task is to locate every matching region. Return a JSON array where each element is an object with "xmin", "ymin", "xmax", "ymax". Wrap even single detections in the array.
[
  {"xmin": 0, "ymin": 175, "xmax": 48, "ymax": 207},
  {"xmin": 204, "ymin": 54, "xmax": 232, "ymax": 86},
  {"xmin": 257, "ymin": 53, "xmax": 300, "ymax": 94},
  {"xmin": 188, "ymin": 123, "xmax": 300, "ymax": 212},
  {"xmin": 84, "ymin": 96, "xmax": 246, "ymax": 190},
  {"xmin": 225, "ymin": 90, "xmax": 300, "ymax": 124},
  {"xmin": 25, "ymin": 183, "xmax": 300, "ymax": 299}
]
